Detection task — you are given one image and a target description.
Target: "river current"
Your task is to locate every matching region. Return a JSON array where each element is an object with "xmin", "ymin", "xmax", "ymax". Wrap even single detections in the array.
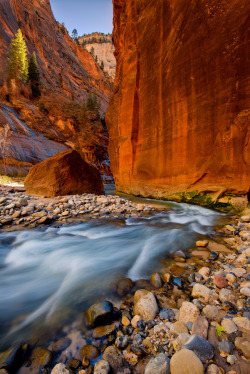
[{"xmin": 0, "ymin": 195, "xmax": 228, "ymax": 349}]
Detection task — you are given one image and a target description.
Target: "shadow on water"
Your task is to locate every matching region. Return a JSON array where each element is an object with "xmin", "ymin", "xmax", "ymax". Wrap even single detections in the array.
[{"xmin": 0, "ymin": 188, "xmax": 230, "ymax": 349}]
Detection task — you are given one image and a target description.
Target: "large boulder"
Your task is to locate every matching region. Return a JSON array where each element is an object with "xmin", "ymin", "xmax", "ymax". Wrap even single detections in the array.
[{"xmin": 24, "ymin": 150, "xmax": 104, "ymax": 197}]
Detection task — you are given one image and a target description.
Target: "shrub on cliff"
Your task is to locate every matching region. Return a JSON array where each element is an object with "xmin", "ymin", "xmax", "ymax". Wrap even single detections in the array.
[
  {"xmin": 28, "ymin": 52, "xmax": 41, "ymax": 98},
  {"xmin": 7, "ymin": 29, "xmax": 28, "ymax": 85}
]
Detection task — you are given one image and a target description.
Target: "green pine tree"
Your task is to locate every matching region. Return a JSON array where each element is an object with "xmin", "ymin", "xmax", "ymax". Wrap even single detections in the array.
[
  {"xmin": 28, "ymin": 52, "xmax": 41, "ymax": 98},
  {"xmin": 7, "ymin": 29, "xmax": 28, "ymax": 84}
]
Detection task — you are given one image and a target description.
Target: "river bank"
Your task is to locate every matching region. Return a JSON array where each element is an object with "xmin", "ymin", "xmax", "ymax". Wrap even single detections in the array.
[{"xmin": 0, "ymin": 189, "xmax": 249, "ymax": 374}]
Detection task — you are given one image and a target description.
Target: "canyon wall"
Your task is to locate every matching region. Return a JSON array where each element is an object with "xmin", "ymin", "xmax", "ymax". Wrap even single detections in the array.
[
  {"xmin": 107, "ymin": 0, "xmax": 250, "ymax": 207},
  {"xmin": 0, "ymin": 0, "xmax": 112, "ymax": 111},
  {"xmin": 79, "ymin": 33, "xmax": 116, "ymax": 79}
]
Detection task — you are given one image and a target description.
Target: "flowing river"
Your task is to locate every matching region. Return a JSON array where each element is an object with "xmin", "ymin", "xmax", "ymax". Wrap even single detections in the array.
[{"xmin": 0, "ymin": 194, "xmax": 229, "ymax": 350}]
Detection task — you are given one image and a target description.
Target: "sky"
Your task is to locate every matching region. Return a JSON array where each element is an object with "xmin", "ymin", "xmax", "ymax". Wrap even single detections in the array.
[{"xmin": 50, "ymin": 0, "xmax": 113, "ymax": 36}]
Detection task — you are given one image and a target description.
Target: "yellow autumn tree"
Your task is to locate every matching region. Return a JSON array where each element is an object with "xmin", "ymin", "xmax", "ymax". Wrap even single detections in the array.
[{"xmin": 7, "ymin": 29, "xmax": 29, "ymax": 84}]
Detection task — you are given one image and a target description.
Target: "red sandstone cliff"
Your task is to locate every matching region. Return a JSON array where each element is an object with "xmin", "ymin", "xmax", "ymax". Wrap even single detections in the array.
[
  {"xmin": 0, "ymin": 0, "xmax": 113, "ymax": 180},
  {"xmin": 107, "ymin": 0, "xmax": 250, "ymax": 207},
  {"xmin": 0, "ymin": 0, "xmax": 112, "ymax": 111}
]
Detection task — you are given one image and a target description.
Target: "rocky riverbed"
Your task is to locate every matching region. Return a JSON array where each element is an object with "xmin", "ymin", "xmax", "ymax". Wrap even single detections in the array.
[
  {"xmin": 0, "ymin": 187, "xmax": 154, "ymax": 230},
  {"xmin": 0, "ymin": 205, "xmax": 249, "ymax": 373}
]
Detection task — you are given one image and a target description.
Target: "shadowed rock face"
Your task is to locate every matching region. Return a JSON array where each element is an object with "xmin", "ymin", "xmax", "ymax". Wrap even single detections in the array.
[
  {"xmin": 107, "ymin": 0, "xmax": 250, "ymax": 203},
  {"xmin": 24, "ymin": 150, "xmax": 104, "ymax": 197},
  {"xmin": 0, "ymin": 0, "xmax": 112, "ymax": 112}
]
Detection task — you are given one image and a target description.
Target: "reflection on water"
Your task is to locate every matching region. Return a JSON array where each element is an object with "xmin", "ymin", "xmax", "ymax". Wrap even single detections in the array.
[{"xmin": 0, "ymin": 199, "xmax": 227, "ymax": 348}]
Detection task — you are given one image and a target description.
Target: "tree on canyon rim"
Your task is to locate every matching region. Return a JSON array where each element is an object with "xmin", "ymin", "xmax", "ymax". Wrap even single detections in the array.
[
  {"xmin": 7, "ymin": 29, "xmax": 28, "ymax": 85},
  {"xmin": 28, "ymin": 52, "xmax": 41, "ymax": 98}
]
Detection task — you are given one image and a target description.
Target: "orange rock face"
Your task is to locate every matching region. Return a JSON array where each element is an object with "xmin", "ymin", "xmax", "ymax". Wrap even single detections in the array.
[
  {"xmin": 24, "ymin": 150, "xmax": 104, "ymax": 197},
  {"xmin": 107, "ymin": 0, "xmax": 250, "ymax": 203},
  {"xmin": 0, "ymin": 0, "xmax": 112, "ymax": 111}
]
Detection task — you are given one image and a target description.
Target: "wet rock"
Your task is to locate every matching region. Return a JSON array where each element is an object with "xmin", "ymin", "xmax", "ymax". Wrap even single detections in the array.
[
  {"xmin": 221, "ymin": 319, "xmax": 238, "ymax": 334},
  {"xmin": 133, "ymin": 290, "xmax": 158, "ymax": 320},
  {"xmin": 86, "ymin": 301, "xmax": 113, "ymax": 327},
  {"xmin": 144, "ymin": 353, "xmax": 170, "ymax": 374},
  {"xmin": 68, "ymin": 359, "xmax": 82, "ymax": 370},
  {"xmin": 227, "ymin": 355, "xmax": 237, "ymax": 365},
  {"xmin": 103, "ymin": 346, "xmax": 129, "ymax": 373},
  {"xmin": 196, "ymin": 240, "xmax": 209, "ymax": 248},
  {"xmin": 174, "ymin": 250, "xmax": 186, "ymax": 262},
  {"xmin": 80, "ymin": 345, "xmax": 100, "ymax": 361},
  {"xmin": 231, "ymin": 267, "xmax": 246, "ymax": 277},
  {"xmin": 130, "ymin": 346, "xmax": 144, "ymax": 357},
  {"xmin": 191, "ymin": 316, "xmax": 208, "ymax": 339},
  {"xmin": 117, "ymin": 278, "xmax": 133, "ymax": 297},
  {"xmin": 235, "ymin": 337, "xmax": 250, "ymax": 358},
  {"xmin": 170, "ymin": 349, "xmax": 204, "ymax": 374},
  {"xmin": 150, "ymin": 273, "xmax": 163, "ymax": 288},
  {"xmin": 172, "ymin": 277, "xmax": 182, "ymax": 288},
  {"xmin": 219, "ymin": 341, "xmax": 234, "ymax": 354},
  {"xmin": 179, "ymin": 302, "xmax": 199, "ymax": 324},
  {"xmin": 0, "ymin": 369, "xmax": 8, "ymax": 374},
  {"xmin": 123, "ymin": 351, "xmax": 138, "ymax": 367},
  {"xmin": 214, "ymin": 275, "xmax": 228, "ymax": 289},
  {"xmin": 29, "ymin": 347, "xmax": 53, "ymax": 371},
  {"xmin": 159, "ymin": 308, "xmax": 175, "ymax": 322},
  {"xmin": 92, "ymin": 324, "xmax": 116, "ymax": 338},
  {"xmin": 121, "ymin": 316, "xmax": 130, "ymax": 327},
  {"xmin": 115, "ymin": 336, "xmax": 129, "ymax": 350},
  {"xmin": 94, "ymin": 360, "xmax": 110, "ymax": 374},
  {"xmin": 209, "ymin": 252, "xmax": 219, "ymax": 261},
  {"xmin": 183, "ymin": 335, "xmax": 215, "ymax": 362},
  {"xmin": 51, "ymin": 363, "xmax": 71, "ymax": 374},
  {"xmin": 192, "ymin": 284, "xmax": 218, "ymax": 300},
  {"xmin": 52, "ymin": 338, "xmax": 71, "ymax": 353},
  {"xmin": 0, "ymin": 346, "xmax": 24, "ymax": 371}
]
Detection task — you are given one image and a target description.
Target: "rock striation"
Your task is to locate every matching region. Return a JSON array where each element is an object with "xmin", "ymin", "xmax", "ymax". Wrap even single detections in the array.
[{"xmin": 107, "ymin": 0, "xmax": 250, "ymax": 207}]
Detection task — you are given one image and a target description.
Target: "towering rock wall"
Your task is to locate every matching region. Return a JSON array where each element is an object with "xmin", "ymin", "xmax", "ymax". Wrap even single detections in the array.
[
  {"xmin": 107, "ymin": 0, "xmax": 250, "ymax": 206},
  {"xmin": 79, "ymin": 33, "xmax": 116, "ymax": 79},
  {"xmin": 0, "ymin": 0, "xmax": 112, "ymax": 111}
]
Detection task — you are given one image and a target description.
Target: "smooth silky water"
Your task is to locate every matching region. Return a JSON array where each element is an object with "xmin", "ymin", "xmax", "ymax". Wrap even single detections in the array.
[{"xmin": 0, "ymin": 191, "xmax": 230, "ymax": 349}]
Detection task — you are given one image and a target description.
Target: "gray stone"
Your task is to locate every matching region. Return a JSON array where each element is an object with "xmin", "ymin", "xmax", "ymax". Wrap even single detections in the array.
[
  {"xmin": 144, "ymin": 353, "xmax": 170, "ymax": 374},
  {"xmin": 183, "ymin": 334, "xmax": 215, "ymax": 362},
  {"xmin": 219, "ymin": 341, "xmax": 234, "ymax": 354},
  {"xmin": 115, "ymin": 336, "xmax": 129, "ymax": 350},
  {"xmin": 159, "ymin": 308, "xmax": 175, "ymax": 322}
]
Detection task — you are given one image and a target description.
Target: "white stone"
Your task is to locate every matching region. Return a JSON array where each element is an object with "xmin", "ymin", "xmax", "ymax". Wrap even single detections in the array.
[
  {"xmin": 240, "ymin": 287, "xmax": 250, "ymax": 297},
  {"xmin": 221, "ymin": 319, "xmax": 238, "ymax": 334},
  {"xmin": 192, "ymin": 283, "xmax": 218, "ymax": 300},
  {"xmin": 133, "ymin": 290, "xmax": 158, "ymax": 320},
  {"xmin": 233, "ymin": 317, "xmax": 250, "ymax": 331},
  {"xmin": 94, "ymin": 360, "xmax": 110, "ymax": 374},
  {"xmin": 179, "ymin": 301, "xmax": 199, "ymax": 324},
  {"xmin": 51, "ymin": 364, "xmax": 71, "ymax": 374}
]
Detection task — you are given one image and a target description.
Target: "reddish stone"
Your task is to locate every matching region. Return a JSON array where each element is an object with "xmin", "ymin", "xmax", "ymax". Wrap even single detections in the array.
[
  {"xmin": 24, "ymin": 150, "xmax": 104, "ymax": 197},
  {"xmin": 107, "ymin": 0, "xmax": 250, "ymax": 201},
  {"xmin": 214, "ymin": 275, "xmax": 228, "ymax": 289}
]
